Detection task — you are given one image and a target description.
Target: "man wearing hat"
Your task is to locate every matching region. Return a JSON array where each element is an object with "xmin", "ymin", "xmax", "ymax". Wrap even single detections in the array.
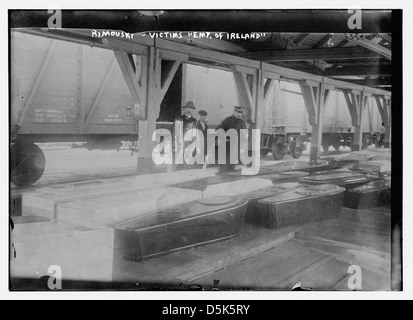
[
  {"xmin": 216, "ymin": 106, "xmax": 247, "ymax": 172},
  {"xmin": 175, "ymin": 101, "xmax": 197, "ymax": 132},
  {"xmin": 173, "ymin": 101, "xmax": 197, "ymax": 169}
]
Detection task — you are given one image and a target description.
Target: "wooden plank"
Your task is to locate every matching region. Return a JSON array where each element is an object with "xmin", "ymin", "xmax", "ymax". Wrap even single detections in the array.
[
  {"xmin": 299, "ymin": 82, "xmax": 317, "ymax": 126},
  {"xmin": 85, "ymin": 56, "xmax": 117, "ymax": 126},
  {"xmin": 379, "ymin": 33, "xmax": 392, "ymax": 44},
  {"xmin": 296, "ymin": 217, "xmax": 391, "ymax": 255},
  {"xmin": 274, "ymin": 256, "xmax": 350, "ymax": 290},
  {"xmin": 343, "ymin": 90, "xmax": 359, "ymax": 127},
  {"xmin": 101, "ymin": 37, "xmax": 148, "ymax": 56},
  {"xmin": 349, "ymin": 38, "xmax": 391, "ymax": 60},
  {"xmin": 242, "ymin": 47, "xmax": 381, "ymax": 62},
  {"xmin": 293, "ymin": 33, "xmax": 310, "ymax": 45},
  {"xmin": 178, "ymin": 35, "xmax": 245, "ymax": 53},
  {"xmin": 159, "ymin": 49, "xmax": 189, "ymax": 61},
  {"xmin": 263, "ymin": 70, "xmax": 281, "ymax": 80},
  {"xmin": 332, "ymin": 269, "xmax": 390, "ymax": 291},
  {"xmin": 312, "ymin": 33, "xmax": 333, "ymax": 49},
  {"xmin": 262, "ymin": 62, "xmax": 323, "ymax": 83},
  {"xmin": 155, "ymin": 38, "xmax": 260, "ymax": 69},
  {"xmin": 113, "ymin": 50, "xmax": 144, "ymax": 117},
  {"xmin": 298, "ymin": 238, "xmax": 391, "ymax": 273},
  {"xmin": 309, "ymin": 80, "xmax": 325, "ymax": 162},
  {"xmin": 263, "ymin": 78, "xmax": 274, "ymax": 103},
  {"xmin": 375, "ymin": 96, "xmax": 388, "ymax": 125},
  {"xmin": 232, "ymin": 68, "xmax": 255, "ymax": 123},
  {"xmin": 323, "ymin": 65, "xmax": 392, "ymax": 77},
  {"xmin": 18, "ymin": 40, "xmax": 56, "ymax": 126},
  {"xmin": 191, "ymin": 240, "xmax": 327, "ymax": 289}
]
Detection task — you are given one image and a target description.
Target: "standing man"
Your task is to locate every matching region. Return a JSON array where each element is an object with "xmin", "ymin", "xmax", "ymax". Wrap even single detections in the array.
[
  {"xmin": 216, "ymin": 106, "xmax": 247, "ymax": 173},
  {"xmin": 173, "ymin": 101, "xmax": 197, "ymax": 169},
  {"xmin": 195, "ymin": 110, "xmax": 209, "ymax": 161},
  {"xmin": 175, "ymin": 101, "xmax": 197, "ymax": 133}
]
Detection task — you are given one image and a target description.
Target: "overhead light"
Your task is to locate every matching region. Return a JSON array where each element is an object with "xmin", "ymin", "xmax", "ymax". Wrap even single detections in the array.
[{"xmin": 327, "ymin": 34, "xmax": 335, "ymax": 47}]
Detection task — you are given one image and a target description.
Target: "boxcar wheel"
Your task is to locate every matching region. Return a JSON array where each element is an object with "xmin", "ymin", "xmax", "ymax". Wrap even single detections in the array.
[
  {"xmin": 10, "ymin": 141, "xmax": 46, "ymax": 186},
  {"xmin": 332, "ymin": 139, "xmax": 341, "ymax": 151},
  {"xmin": 290, "ymin": 139, "xmax": 302, "ymax": 159},
  {"xmin": 322, "ymin": 142, "xmax": 330, "ymax": 153},
  {"xmin": 271, "ymin": 138, "xmax": 285, "ymax": 160}
]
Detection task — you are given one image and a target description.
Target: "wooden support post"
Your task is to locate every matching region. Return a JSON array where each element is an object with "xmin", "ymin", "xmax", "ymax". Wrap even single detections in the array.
[
  {"xmin": 137, "ymin": 47, "xmax": 161, "ymax": 174},
  {"xmin": 255, "ymin": 69, "xmax": 265, "ymax": 131},
  {"xmin": 231, "ymin": 66, "xmax": 257, "ymax": 124},
  {"xmin": 113, "ymin": 50, "xmax": 145, "ymax": 120},
  {"xmin": 343, "ymin": 89, "xmax": 365, "ymax": 151},
  {"xmin": 299, "ymin": 79, "xmax": 328, "ymax": 163},
  {"xmin": 375, "ymin": 95, "xmax": 391, "ymax": 148},
  {"xmin": 383, "ymin": 97, "xmax": 392, "ymax": 148}
]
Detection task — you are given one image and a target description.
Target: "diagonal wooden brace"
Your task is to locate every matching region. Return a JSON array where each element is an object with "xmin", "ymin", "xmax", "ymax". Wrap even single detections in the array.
[{"xmin": 231, "ymin": 66, "xmax": 257, "ymax": 124}]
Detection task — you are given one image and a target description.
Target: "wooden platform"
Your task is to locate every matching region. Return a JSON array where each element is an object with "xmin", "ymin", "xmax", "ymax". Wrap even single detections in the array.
[{"xmin": 112, "ymin": 206, "xmax": 391, "ymax": 291}]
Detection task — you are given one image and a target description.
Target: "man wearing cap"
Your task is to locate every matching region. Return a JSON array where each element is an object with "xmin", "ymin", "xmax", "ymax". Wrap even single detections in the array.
[{"xmin": 216, "ymin": 106, "xmax": 247, "ymax": 172}]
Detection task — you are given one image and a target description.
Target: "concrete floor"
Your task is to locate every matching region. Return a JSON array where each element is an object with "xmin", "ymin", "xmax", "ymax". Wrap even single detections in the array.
[{"xmin": 10, "ymin": 143, "xmax": 392, "ymax": 291}]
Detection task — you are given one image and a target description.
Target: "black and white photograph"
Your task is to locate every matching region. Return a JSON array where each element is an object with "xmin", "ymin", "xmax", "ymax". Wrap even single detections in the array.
[{"xmin": 2, "ymin": 2, "xmax": 407, "ymax": 301}]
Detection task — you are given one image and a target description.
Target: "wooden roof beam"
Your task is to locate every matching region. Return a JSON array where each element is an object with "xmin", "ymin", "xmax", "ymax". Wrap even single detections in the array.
[
  {"xmin": 239, "ymin": 47, "xmax": 381, "ymax": 61},
  {"xmin": 312, "ymin": 34, "xmax": 332, "ymax": 49},
  {"xmin": 349, "ymin": 38, "xmax": 391, "ymax": 60},
  {"xmin": 293, "ymin": 33, "xmax": 310, "ymax": 45},
  {"xmin": 323, "ymin": 65, "xmax": 392, "ymax": 77}
]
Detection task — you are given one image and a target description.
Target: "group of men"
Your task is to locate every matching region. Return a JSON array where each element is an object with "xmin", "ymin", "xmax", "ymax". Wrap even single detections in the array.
[{"xmin": 173, "ymin": 100, "xmax": 247, "ymax": 172}]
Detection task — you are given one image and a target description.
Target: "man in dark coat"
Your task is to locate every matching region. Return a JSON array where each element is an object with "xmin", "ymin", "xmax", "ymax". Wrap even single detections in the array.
[
  {"xmin": 174, "ymin": 101, "xmax": 197, "ymax": 132},
  {"xmin": 216, "ymin": 106, "xmax": 247, "ymax": 173},
  {"xmin": 173, "ymin": 101, "xmax": 197, "ymax": 168},
  {"xmin": 195, "ymin": 110, "xmax": 209, "ymax": 159}
]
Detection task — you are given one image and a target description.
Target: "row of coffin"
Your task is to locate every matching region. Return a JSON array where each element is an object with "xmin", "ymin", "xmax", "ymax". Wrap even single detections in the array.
[{"xmin": 10, "ymin": 158, "xmax": 391, "ymax": 282}]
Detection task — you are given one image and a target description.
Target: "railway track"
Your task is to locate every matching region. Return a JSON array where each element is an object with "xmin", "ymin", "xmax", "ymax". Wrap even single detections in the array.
[{"xmin": 10, "ymin": 166, "xmax": 139, "ymax": 196}]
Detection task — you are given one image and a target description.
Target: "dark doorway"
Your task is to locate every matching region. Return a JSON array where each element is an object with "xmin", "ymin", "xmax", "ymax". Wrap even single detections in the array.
[{"xmin": 157, "ymin": 61, "xmax": 182, "ymax": 122}]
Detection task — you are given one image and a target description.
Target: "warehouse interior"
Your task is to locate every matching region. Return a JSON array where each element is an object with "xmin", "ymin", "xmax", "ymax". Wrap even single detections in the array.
[{"xmin": 9, "ymin": 10, "xmax": 399, "ymax": 291}]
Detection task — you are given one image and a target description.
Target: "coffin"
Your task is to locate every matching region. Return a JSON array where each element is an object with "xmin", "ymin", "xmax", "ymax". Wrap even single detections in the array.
[
  {"xmin": 299, "ymin": 171, "xmax": 379, "ymax": 189},
  {"xmin": 343, "ymin": 179, "xmax": 391, "ymax": 209},
  {"xmin": 22, "ymin": 169, "xmax": 214, "ymax": 218},
  {"xmin": 56, "ymin": 187, "xmax": 202, "ymax": 227},
  {"xmin": 352, "ymin": 160, "xmax": 391, "ymax": 175},
  {"xmin": 254, "ymin": 184, "xmax": 345, "ymax": 229},
  {"xmin": 10, "ymin": 216, "xmax": 114, "ymax": 282},
  {"xmin": 259, "ymin": 171, "xmax": 309, "ymax": 183},
  {"xmin": 114, "ymin": 196, "xmax": 249, "ymax": 261},
  {"xmin": 169, "ymin": 175, "xmax": 249, "ymax": 192},
  {"xmin": 241, "ymin": 182, "xmax": 308, "ymax": 225},
  {"xmin": 223, "ymin": 160, "xmax": 331, "ymax": 177}
]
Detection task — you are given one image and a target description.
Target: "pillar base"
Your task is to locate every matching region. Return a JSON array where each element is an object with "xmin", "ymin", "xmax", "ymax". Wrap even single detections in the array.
[
  {"xmin": 309, "ymin": 147, "xmax": 321, "ymax": 163},
  {"xmin": 351, "ymin": 144, "xmax": 362, "ymax": 152},
  {"xmin": 137, "ymin": 157, "xmax": 155, "ymax": 175}
]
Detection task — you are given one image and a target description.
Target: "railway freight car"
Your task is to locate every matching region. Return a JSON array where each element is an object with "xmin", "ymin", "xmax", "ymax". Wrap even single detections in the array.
[
  {"xmin": 10, "ymin": 31, "xmax": 386, "ymax": 186},
  {"xmin": 10, "ymin": 31, "xmax": 184, "ymax": 186},
  {"xmin": 182, "ymin": 65, "xmax": 385, "ymax": 160}
]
